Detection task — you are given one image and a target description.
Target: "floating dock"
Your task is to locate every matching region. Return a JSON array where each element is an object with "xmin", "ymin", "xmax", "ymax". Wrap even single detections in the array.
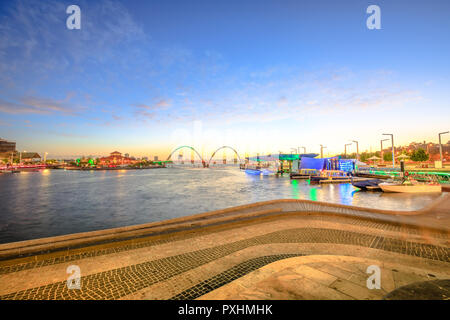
[{"xmin": 317, "ymin": 177, "xmax": 369, "ymax": 184}]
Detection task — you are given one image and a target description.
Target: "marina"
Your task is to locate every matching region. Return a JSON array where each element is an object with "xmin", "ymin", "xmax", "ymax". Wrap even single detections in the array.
[{"xmin": 0, "ymin": 0, "xmax": 449, "ymax": 302}]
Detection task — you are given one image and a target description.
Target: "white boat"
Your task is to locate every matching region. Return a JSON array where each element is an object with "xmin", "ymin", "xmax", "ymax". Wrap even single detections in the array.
[
  {"xmin": 379, "ymin": 182, "xmax": 442, "ymax": 193},
  {"xmin": 244, "ymin": 168, "xmax": 276, "ymax": 176}
]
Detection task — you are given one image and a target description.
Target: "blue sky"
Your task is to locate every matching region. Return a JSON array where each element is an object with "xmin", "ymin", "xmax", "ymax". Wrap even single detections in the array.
[{"xmin": 0, "ymin": 0, "xmax": 449, "ymax": 159}]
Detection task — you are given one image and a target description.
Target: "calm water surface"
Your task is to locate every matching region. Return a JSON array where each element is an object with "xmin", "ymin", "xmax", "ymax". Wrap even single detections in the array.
[{"xmin": 0, "ymin": 166, "xmax": 443, "ymax": 243}]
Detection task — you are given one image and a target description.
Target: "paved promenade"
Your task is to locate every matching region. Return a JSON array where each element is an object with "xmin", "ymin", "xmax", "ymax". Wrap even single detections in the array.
[{"xmin": 0, "ymin": 194, "xmax": 449, "ymax": 300}]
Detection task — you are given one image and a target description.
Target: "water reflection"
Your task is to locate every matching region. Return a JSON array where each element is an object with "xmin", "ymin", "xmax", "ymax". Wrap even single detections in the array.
[
  {"xmin": 290, "ymin": 180, "xmax": 299, "ymax": 199},
  {"xmin": 339, "ymin": 184, "xmax": 354, "ymax": 206},
  {"xmin": 309, "ymin": 187, "xmax": 318, "ymax": 201},
  {"xmin": 0, "ymin": 167, "xmax": 443, "ymax": 243}
]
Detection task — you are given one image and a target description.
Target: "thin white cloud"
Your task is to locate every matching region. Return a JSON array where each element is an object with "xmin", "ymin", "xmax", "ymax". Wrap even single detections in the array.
[
  {"xmin": 137, "ymin": 68, "xmax": 422, "ymax": 125},
  {"xmin": 0, "ymin": 95, "xmax": 79, "ymax": 115}
]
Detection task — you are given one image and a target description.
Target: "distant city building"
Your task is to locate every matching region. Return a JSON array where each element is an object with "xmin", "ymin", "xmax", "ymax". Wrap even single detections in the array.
[
  {"xmin": 98, "ymin": 151, "xmax": 137, "ymax": 166},
  {"xmin": 142, "ymin": 156, "xmax": 148, "ymax": 161},
  {"xmin": 19, "ymin": 152, "xmax": 41, "ymax": 162},
  {"xmin": 0, "ymin": 139, "xmax": 42, "ymax": 163},
  {"xmin": 391, "ymin": 140, "xmax": 450, "ymax": 162},
  {"xmin": 154, "ymin": 156, "xmax": 158, "ymax": 161}
]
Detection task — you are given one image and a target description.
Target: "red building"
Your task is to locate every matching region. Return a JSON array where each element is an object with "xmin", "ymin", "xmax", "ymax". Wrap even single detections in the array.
[{"xmin": 98, "ymin": 151, "xmax": 137, "ymax": 166}]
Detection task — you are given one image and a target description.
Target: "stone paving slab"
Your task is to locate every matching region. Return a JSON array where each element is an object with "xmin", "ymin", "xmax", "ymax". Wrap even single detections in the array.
[
  {"xmin": 384, "ymin": 279, "xmax": 450, "ymax": 300},
  {"xmin": 197, "ymin": 255, "xmax": 449, "ymax": 300},
  {"xmin": 123, "ymin": 242, "xmax": 450, "ymax": 300}
]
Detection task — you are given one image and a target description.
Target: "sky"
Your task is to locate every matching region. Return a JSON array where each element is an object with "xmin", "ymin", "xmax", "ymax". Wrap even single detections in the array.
[{"xmin": 0, "ymin": 0, "xmax": 449, "ymax": 159}]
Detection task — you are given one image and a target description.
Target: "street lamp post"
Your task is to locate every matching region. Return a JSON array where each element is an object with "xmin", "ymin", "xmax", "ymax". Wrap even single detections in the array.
[
  {"xmin": 351, "ymin": 140, "xmax": 359, "ymax": 161},
  {"xmin": 301, "ymin": 147, "xmax": 306, "ymax": 154},
  {"xmin": 19, "ymin": 150, "xmax": 26, "ymax": 164},
  {"xmin": 439, "ymin": 131, "xmax": 449, "ymax": 164},
  {"xmin": 345, "ymin": 143, "xmax": 352, "ymax": 158},
  {"xmin": 381, "ymin": 139, "xmax": 389, "ymax": 163},
  {"xmin": 320, "ymin": 145, "xmax": 327, "ymax": 158},
  {"xmin": 383, "ymin": 134, "xmax": 395, "ymax": 168}
]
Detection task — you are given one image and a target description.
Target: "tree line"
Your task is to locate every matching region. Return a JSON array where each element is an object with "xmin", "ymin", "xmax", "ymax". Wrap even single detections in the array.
[{"xmin": 337, "ymin": 148, "xmax": 429, "ymax": 162}]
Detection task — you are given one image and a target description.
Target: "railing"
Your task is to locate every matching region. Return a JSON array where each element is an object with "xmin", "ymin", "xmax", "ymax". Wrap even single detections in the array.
[{"xmin": 357, "ymin": 167, "xmax": 450, "ymax": 183}]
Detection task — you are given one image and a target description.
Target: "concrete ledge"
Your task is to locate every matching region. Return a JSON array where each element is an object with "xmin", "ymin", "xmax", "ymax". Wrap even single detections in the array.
[{"xmin": 0, "ymin": 194, "xmax": 448, "ymax": 260}]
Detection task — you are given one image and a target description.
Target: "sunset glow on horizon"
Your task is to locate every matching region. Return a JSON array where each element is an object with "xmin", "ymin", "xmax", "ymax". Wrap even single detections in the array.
[{"xmin": 1, "ymin": 0, "xmax": 449, "ymax": 159}]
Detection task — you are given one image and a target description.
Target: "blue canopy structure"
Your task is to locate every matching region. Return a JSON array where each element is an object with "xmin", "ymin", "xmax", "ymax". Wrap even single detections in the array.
[
  {"xmin": 300, "ymin": 157, "xmax": 327, "ymax": 170},
  {"xmin": 339, "ymin": 159, "xmax": 356, "ymax": 172},
  {"xmin": 300, "ymin": 157, "xmax": 356, "ymax": 172}
]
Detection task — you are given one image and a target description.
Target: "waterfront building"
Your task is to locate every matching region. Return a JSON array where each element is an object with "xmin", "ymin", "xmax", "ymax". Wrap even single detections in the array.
[
  {"xmin": 18, "ymin": 152, "xmax": 41, "ymax": 162},
  {"xmin": 403, "ymin": 141, "xmax": 450, "ymax": 156},
  {"xmin": 154, "ymin": 156, "xmax": 158, "ymax": 161}
]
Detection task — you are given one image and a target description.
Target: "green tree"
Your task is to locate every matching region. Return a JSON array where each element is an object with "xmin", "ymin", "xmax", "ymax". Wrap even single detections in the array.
[
  {"xmin": 338, "ymin": 153, "xmax": 357, "ymax": 160},
  {"xmin": 383, "ymin": 152, "xmax": 392, "ymax": 162},
  {"xmin": 410, "ymin": 148, "xmax": 429, "ymax": 162}
]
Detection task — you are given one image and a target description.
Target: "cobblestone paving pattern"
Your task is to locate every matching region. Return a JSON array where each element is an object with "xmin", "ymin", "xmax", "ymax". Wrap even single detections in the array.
[
  {"xmin": 170, "ymin": 254, "xmax": 303, "ymax": 300},
  {"xmin": 1, "ymin": 213, "xmax": 447, "ymax": 276},
  {"xmin": 1, "ymin": 227, "xmax": 448, "ymax": 300}
]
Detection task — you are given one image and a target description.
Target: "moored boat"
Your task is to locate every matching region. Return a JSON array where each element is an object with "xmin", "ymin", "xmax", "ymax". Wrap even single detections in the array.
[
  {"xmin": 0, "ymin": 169, "xmax": 20, "ymax": 173},
  {"xmin": 290, "ymin": 169, "xmax": 317, "ymax": 179},
  {"xmin": 310, "ymin": 170, "xmax": 351, "ymax": 184},
  {"xmin": 351, "ymin": 178, "xmax": 383, "ymax": 191},
  {"xmin": 244, "ymin": 168, "xmax": 276, "ymax": 176},
  {"xmin": 379, "ymin": 182, "xmax": 442, "ymax": 193}
]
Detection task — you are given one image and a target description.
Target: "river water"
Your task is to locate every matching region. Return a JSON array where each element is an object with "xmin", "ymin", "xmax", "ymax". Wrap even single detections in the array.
[{"xmin": 0, "ymin": 166, "xmax": 443, "ymax": 244}]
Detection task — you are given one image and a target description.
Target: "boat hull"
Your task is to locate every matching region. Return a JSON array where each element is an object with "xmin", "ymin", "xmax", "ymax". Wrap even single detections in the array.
[
  {"xmin": 290, "ymin": 173, "xmax": 312, "ymax": 179},
  {"xmin": 351, "ymin": 179, "xmax": 383, "ymax": 190},
  {"xmin": 379, "ymin": 183, "xmax": 442, "ymax": 193}
]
